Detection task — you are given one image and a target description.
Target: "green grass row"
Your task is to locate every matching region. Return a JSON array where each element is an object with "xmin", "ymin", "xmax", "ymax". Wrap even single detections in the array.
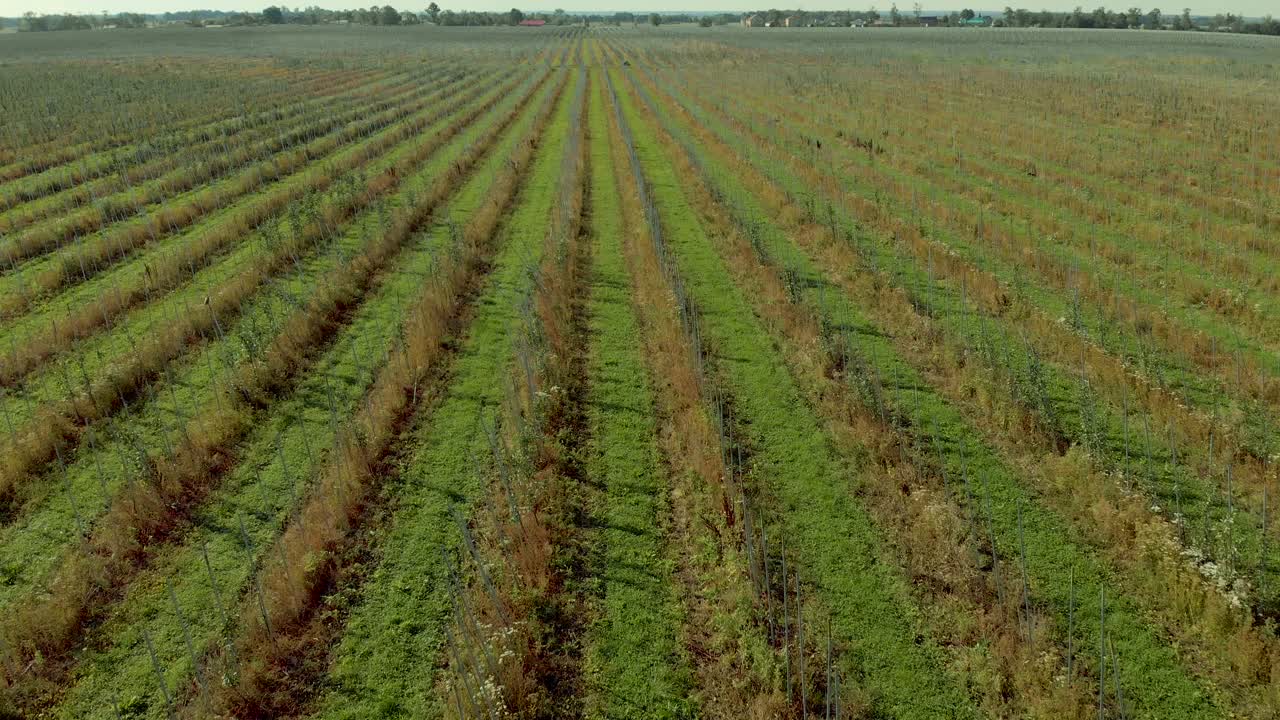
[
  {"xmin": 628, "ymin": 65, "xmax": 1228, "ymax": 718},
  {"xmin": 40, "ymin": 65, "xmax": 562, "ymax": 720},
  {"xmin": 0, "ymin": 65, "xmax": 482, "ymax": 338},
  {"xmin": 676, "ymin": 67, "xmax": 1280, "ymax": 449},
  {"xmin": 0, "ymin": 68, "xmax": 509, "ymax": 436},
  {"xmin": 0, "ymin": 69, "xmax": 529, "ymax": 614},
  {"xmin": 611, "ymin": 66, "xmax": 979, "ymax": 720},
  {"xmin": 647, "ymin": 64, "xmax": 1278, "ymax": 606},
  {"xmin": 309, "ymin": 73, "xmax": 576, "ymax": 720},
  {"xmin": 0, "ymin": 68, "xmax": 413, "ymax": 238},
  {"xmin": 579, "ymin": 70, "xmax": 695, "ymax": 720}
]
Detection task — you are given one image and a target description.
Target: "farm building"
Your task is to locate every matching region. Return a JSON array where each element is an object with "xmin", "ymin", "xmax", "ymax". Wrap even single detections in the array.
[
  {"xmin": 518, "ymin": 19, "xmax": 546, "ymax": 26},
  {"xmin": 918, "ymin": 15, "xmax": 940, "ymax": 26},
  {"xmin": 742, "ymin": 14, "xmax": 763, "ymax": 27},
  {"xmin": 784, "ymin": 15, "xmax": 800, "ymax": 27},
  {"xmin": 965, "ymin": 15, "xmax": 993, "ymax": 26}
]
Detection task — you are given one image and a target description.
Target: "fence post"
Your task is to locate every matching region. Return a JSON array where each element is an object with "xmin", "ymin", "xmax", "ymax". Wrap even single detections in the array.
[
  {"xmin": 1098, "ymin": 586, "xmax": 1106, "ymax": 720},
  {"xmin": 142, "ymin": 629, "xmax": 175, "ymax": 719},
  {"xmin": 166, "ymin": 579, "xmax": 203, "ymax": 689}
]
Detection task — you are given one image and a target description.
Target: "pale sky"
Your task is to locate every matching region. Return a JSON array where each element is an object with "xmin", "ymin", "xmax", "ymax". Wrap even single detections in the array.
[{"xmin": 3, "ymin": 0, "xmax": 1274, "ymax": 21}]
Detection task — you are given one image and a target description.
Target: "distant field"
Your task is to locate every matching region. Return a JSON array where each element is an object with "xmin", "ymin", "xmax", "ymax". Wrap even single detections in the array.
[{"xmin": 0, "ymin": 24, "xmax": 1277, "ymax": 720}]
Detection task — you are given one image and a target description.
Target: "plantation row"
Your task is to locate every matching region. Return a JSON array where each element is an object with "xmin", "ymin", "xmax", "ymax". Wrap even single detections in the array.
[
  {"xmin": 0, "ymin": 25, "xmax": 1275, "ymax": 720},
  {"xmin": 0, "ymin": 61, "xmax": 349, "ymax": 183},
  {"xmin": 617, "ymin": 42, "xmax": 1280, "ymax": 613},
  {"xmin": 610, "ymin": 35, "xmax": 1277, "ymax": 715}
]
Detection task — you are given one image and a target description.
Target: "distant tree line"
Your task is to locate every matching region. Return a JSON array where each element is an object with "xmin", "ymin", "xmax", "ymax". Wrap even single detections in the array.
[
  {"xmin": 13, "ymin": 5, "xmax": 433, "ymax": 30},
  {"xmin": 396, "ymin": 8, "xmax": 717, "ymax": 26},
  {"xmin": 15, "ymin": 4, "xmax": 1275, "ymax": 35},
  {"xmin": 10, "ymin": 6, "xmax": 737, "ymax": 32},
  {"xmin": 256, "ymin": 4, "xmax": 423, "ymax": 26},
  {"xmin": 743, "ymin": 6, "xmax": 1279, "ymax": 34},
  {"xmin": 18, "ymin": 11, "xmax": 147, "ymax": 30},
  {"xmin": 13, "ymin": 5, "xmax": 602, "ymax": 31},
  {"xmin": 998, "ymin": 5, "xmax": 1277, "ymax": 32}
]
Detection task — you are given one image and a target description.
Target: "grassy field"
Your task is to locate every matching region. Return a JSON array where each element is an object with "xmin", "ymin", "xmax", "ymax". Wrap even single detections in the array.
[{"xmin": 0, "ymin": 23, "xmax": 1276, "ymax": 720}]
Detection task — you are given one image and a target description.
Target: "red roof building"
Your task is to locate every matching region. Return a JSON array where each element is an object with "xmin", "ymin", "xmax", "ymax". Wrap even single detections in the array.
[{"xmin": 519, "ymin": 19, "xmax": 546, "ymax": 26}]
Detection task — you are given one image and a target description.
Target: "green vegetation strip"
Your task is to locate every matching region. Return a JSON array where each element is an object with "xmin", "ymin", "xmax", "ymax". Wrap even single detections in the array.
[
  {"xmin": 0, "ymin": 67, "xmax": 408, "ymax": 226},
  {"xmin": 0, "ymin": 68, "xmax": 405, "ymax": 236},
  {"xmin": 612, "ymin": 67, "xmax": 977, "ymax": 720},
  {"xmin": 0, "ymin": 65, "xmax": 488, "ymax": 355},
  {"xmin": 628, "ymin": 66, "xmax": 1225, "ymax": 719},
  {"xmin": 0, "ymin": 68, "xmax": 509, "ymax": 435},
  {"xmin": 0, "ymin": 67, "xmax": 449, "ymax": 308},
  {"xmin": 647, "ymin": 65, "xmax": 1277, "ymax": 606},
  {"xmin": 681, "ymin": 69, "xmax": 1280, "ymax": 449},
  {"xmin": 0, "ymin": 64, "xmax": 334, "ymax": 190},
  {"xmin": 310, "ymin": 78, "xmax": 574, "ymax": 720},
  {"xmin": 0, "ymin": 71, "xmax": 526, "ymax": 612},
  {"xmin": 40, "ymin": 66, "xmax": 560, "ymax": 720},
  {"xmin": 580, "ymin": 73, "xmax": 694, "ymax": 720}
]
